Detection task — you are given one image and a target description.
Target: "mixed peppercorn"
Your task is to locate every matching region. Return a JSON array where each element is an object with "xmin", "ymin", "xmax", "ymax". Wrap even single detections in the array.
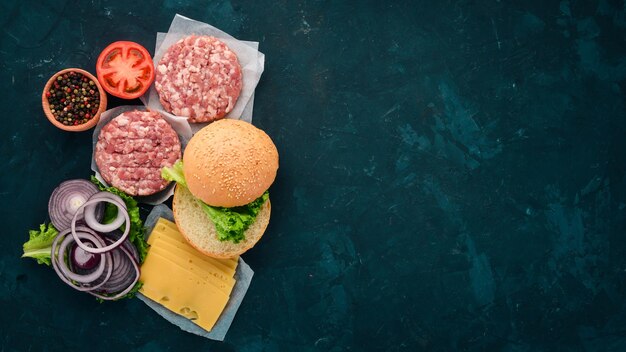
[{"xmin": 46, "ymin": 72, "xmax": 100, "ymax": 126}]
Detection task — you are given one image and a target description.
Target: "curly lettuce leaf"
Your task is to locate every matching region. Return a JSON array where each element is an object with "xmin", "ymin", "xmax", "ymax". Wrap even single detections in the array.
[
  {"xmin": 90, "ymin": 176, "xmax": 149, "ymax": 264},
  {"xmin": 161, "ymin": 160, "xmax": 187, "ymax": 188},
  {"xmin": 22, "ymin": 223, "xmax": 59, "ymax": 265},
  {"xmin": 199, "ymin": 192, "xmax": 269, "ymax": 243},
  {"xmin": 161, "ymin": 161, "xmax": 269, "ymax": 243}
]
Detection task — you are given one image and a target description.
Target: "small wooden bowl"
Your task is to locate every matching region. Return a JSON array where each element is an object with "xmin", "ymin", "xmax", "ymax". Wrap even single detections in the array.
[{"xmin": 42, "ymin": 68, "xmax": 107, "ymax": 132}]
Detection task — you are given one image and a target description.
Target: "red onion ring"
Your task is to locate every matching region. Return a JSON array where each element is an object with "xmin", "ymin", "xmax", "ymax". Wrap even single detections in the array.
[
  {"xmin": 88, "ymin": 243, "xmax": 140, "ymax": 300},
  {"xmin": 51, "ymin": 229, "xmax": 113, "ymax": 292},
  {"xmin": 88, "ymin": 191, "xmax": 127, "ymax": 209},
  {"xmin": 58, "ymin": 231, "xmax": 106, "ymax": 283},
  {"xmin": 95, "ymin": 237, "xmax": 136, "ymax": 293},
  {"xmin": 84, "ymin": 192, "xmax": 127, "ymax": 233},
  {"xmin": 107, "ymin": 229, "xmax": 140, "ymax": 263},
  {"xmin": 48, "ymin": 179, "xmax": 103, "ymax": 230},
  {"xmin": 71, "ymin": 198, "xmax": 130, "ymax": 254}
]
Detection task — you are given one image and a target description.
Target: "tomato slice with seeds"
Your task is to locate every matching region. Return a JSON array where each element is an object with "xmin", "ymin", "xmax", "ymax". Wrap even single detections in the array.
[{"xmin": 96, "ymin": 41, "xmax": 155, "ymax": 99}]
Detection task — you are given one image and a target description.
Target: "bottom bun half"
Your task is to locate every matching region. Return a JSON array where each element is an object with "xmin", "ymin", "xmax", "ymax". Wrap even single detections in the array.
[{"xmin": 172, "ymin": 185, "xmax": 271, "ymax": 258}]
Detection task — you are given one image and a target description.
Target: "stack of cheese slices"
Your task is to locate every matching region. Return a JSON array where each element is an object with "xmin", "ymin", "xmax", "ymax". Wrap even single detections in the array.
[{"xmin": 141, "ymin": 218, "xmax": 239, "ymax": 331}]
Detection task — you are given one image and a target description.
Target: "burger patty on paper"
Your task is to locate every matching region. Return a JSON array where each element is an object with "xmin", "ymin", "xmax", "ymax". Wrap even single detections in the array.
[
  {"xmin": 95, "ymin": 110, "xmax": 181, "ymax": 196},
  {"xmin": 155, "ymin": 35, "xmax": 243, "ymax": 123}
]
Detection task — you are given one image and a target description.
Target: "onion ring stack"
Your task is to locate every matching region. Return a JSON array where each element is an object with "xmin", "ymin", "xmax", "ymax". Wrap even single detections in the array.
[{"xmin": 48, "ymin": 180, "xmax": 140, "ymax": 300}]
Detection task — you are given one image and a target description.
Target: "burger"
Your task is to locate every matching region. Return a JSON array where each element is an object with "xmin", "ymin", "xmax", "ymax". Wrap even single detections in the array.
[{"xmin": 161, "ymin": 119, "xmax": 279, "ymax": 258}]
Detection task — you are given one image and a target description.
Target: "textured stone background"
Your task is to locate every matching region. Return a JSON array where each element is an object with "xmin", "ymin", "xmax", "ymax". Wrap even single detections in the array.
[{"xmin": 1, "ymin": 0, "xmax": 626, "ymax": 350}]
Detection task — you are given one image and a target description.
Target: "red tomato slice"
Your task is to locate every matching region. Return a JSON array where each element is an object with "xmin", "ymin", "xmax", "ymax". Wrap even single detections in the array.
[{"xmin": 96, "ymin": 41, "xmax": 155, "ymax": 99}]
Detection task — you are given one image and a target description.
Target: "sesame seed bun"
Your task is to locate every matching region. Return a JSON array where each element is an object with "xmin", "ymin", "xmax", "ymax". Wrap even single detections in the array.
[{"xmin": 183, "ymin": 119, "xmax": 279, "ymax": 207}]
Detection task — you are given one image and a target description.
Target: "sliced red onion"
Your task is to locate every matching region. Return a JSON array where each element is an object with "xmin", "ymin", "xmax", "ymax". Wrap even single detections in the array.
[
  {"xmin": 51, "ymin": 229, "xmax": 113, "ymax": 292},
  {"xmin": 84, "ymin": 192, "xmax": 127, "ymax": 233},
  {"xmin": 88, "ymin": 191, "xmax": 127, "ymax": 210},
  {"xmin": 48, "ymin": 184, "xmax": 141, "ymax": 301},
  {"xmin": 96, "ymin": 237, "xmax": 136, "ymax": 293},
  {"xmin": 70, "ymin": 242, "xmax": 101, "ymax": 270},
  {"xmin": 107, "ymin": 229, "xmax": 140, "ymax": 262},
  {"xmin": 89, "ymin": 244, "xmax": 140, "ymax": 301},
  {"xmin": 98, "ymin": 252, "xmax": 131, "ymax": 291},
  {"xmin": 57, "ymin": 232, "xmax": 106, "ymax": 283},
  {"xmin": 71, "ymin": 198, "xmax": 130, "ymax": 254},
  {"xmin": 48, "ymin": 179, "xmax": 103, "ymax": 230}
]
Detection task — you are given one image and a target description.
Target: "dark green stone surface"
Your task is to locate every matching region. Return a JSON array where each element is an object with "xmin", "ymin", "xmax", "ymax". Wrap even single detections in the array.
[{"xmin": 2, "ymin": 0, "xmax": 626, "ymax": 350}]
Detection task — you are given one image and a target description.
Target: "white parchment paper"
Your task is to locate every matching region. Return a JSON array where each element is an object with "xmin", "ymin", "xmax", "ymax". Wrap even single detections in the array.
[
  {"xmin": 138, "ymin": 204, "xmax": 254, "ymax": 341},
  {"xmin": 91, "ymin": 105, "xmax": 191, "ymax": 205},
  {"xmin": 144, "ymin": 14, "xmax": 265, "ymax": 130}
]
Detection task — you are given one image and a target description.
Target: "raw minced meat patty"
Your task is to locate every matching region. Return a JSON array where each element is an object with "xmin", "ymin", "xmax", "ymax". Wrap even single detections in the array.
[
  {"xmin": 155, "ymin": 35, "xmax": 243, "ymax": 123},
  {"xmin": 95, "ymin": 110, "xmax": 181, "ymax": 196}
]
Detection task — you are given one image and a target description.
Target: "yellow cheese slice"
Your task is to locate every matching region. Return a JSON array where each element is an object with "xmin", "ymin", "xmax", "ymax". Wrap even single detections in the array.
[
  {"xmin": 148, "ymin": 218, "xmax": 239, "ymax": 267},
  {"xmin": 149, "ymin": 231, "xmax": 236, "ymax": 277},
  {"xmin": 139, "ymin": 250, "xmax": 230, "ymax": 332},
  {"xmin": 150, "ymin": 229, "xmax": 237, "ymax": 273},
  {"xmin": 153, "ymin": 218, "xmax": 239, "ymax": 267},
  {"xmin": 149, "ymin": 219, "xmax": 180, "ymax": 244},
  {"xmin": 150, "ymin": 238, "xmax": 236, "ymax": 283},
  {"xmin": 156, "ymin": 216, "xmax": 179, "ymax": 231},
  {"xmin": 149, "ymin": 243, "xmax": 235, "ymax": 294}
]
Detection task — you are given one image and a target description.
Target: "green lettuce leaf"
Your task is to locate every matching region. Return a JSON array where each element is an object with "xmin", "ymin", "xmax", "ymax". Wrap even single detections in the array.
[
  {"xmin": 22, "ymin": 223, "xmax": 59, "ymax": 265},
  {"xmin": 161, "ymin": 160, "xmax": 187, "ymax": 188},
  {"xmin": 199, "ymin": 192, "xmax": 269, "ymax": 243},
  {"xmin": 161, "ymin": 160, "xmax": 269, "ymax": 243},
  {"xmin": 90, "ymin": 176, "xmax": 149, "ymax": 264},
  {"xmin": 101, "ymin": 202, "xmax": 119, "ymax": 225}
]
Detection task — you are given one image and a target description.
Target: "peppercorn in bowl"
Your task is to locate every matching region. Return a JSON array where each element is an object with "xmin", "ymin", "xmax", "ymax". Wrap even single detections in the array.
[{"xmin": 42, "ymin": 68, "xmax": 107, "ymax": 132}]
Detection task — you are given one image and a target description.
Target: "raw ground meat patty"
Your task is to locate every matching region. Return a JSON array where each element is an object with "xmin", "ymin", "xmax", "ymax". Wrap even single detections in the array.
[
  {"xmin": 155, "ymin": 35, "xmax": 243, "ymax": 123},
  {"xmin": 95, "ymin": 110, "xmax": 181, "ymax": 196}
]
